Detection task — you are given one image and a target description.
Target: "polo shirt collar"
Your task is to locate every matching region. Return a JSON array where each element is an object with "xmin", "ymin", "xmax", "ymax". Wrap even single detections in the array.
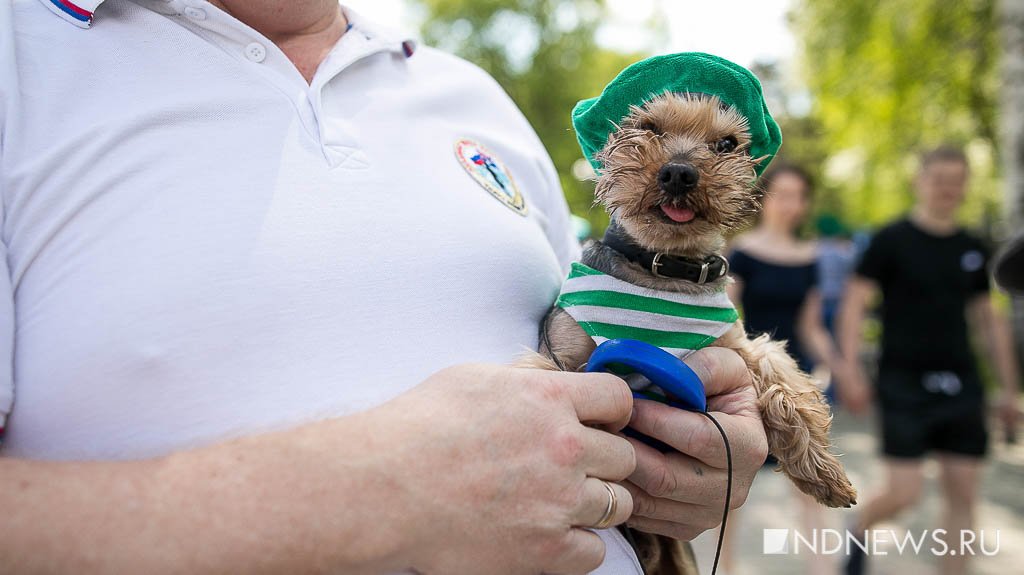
[
  {"xmin": 342, "ymin": 6, "xmax": 417, "ymax": 58},
  {"xmin": 34, "ymin": 0, "xmax": 419, "ymax": 58}
]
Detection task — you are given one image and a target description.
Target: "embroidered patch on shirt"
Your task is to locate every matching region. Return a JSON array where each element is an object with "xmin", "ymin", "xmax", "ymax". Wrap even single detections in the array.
[
  {"xmin": 556, "ymin": 262, "xmax": 739, "ymax": 359},
  {"xmin": 454, "ymin": 139, "xmax": 527, "ymax": 216}
]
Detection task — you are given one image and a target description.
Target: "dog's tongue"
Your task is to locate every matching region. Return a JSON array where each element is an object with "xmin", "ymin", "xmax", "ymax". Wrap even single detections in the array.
[{"xmin": 661, "ymin": 205, "xmax": 695, "ymax": 223}]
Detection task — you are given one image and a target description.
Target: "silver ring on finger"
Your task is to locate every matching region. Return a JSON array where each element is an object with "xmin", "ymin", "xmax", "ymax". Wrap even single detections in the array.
[{"xmin": 593, "ymin": 480, "xmax": 618, "ymax": 529}]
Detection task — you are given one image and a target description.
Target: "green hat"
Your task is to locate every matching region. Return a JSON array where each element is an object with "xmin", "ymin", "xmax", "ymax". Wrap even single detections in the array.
[{"xmin": 572, "ymin": 52, "xmax": 782, "ymax": 176}]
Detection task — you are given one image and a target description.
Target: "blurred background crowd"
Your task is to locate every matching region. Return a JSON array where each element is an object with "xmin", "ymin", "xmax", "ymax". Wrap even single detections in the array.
[{"xmin": 346, "ymin": 1, "xmax": 1023, "ymax": 573}]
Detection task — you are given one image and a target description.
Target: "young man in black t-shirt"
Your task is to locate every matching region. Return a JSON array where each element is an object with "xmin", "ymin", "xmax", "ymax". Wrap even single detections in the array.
[{"xmin": 838, "ymin": 147, "xmax": 1020, "ymax": 575}]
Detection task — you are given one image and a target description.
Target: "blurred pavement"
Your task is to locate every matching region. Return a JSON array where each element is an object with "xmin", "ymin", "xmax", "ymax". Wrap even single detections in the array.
[{"xmin": 690, "ymin": 408, "xmax": 1024, "ymax": 575}]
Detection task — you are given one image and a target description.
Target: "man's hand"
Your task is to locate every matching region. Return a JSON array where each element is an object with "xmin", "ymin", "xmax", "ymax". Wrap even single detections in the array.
[
  {"xmin": 0, "ymin": 364, "xmax": 636, "ymax": 575},
  {"xmin": 837, "ymin": 360, "xmax": 873, "ymax": 416},
  {"xmin": 837, "ymin": 277, "xmax": 875, "ymax": 417},
  {"xmin": 373, "ymin": 364, "xmax": 637, "ymax": 574},
  {"xmin": 619, "ymin": 347, "xmax": 768, "ymax": 540}
]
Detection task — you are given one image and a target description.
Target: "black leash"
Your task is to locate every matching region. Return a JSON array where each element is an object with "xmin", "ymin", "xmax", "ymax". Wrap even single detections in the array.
[
  {"xmin": 541, "ymin": 317, "xmax": 734, "ymax": 575},
  {"xmin": 698, "ymin": 410, "xmax": 732, "ymax": 575},
  {"xmin": 540, "ymin": 310, "xmax": 565, "ymax": 371}
]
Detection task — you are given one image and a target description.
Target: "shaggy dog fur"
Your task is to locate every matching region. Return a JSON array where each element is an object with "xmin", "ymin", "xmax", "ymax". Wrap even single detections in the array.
[{"xmin": 519, "ymin": 93, "xmax": 857, "ymax": 574}]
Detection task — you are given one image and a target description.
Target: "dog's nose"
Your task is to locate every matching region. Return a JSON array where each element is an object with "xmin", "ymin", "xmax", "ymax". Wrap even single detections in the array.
[{"xmin": 657, "ymin": 163, "xmax": 700, "ymax": 196}]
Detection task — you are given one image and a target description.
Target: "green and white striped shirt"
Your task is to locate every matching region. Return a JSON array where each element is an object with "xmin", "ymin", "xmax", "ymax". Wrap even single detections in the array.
[{"xmin": 555, "ymin": 262, "xmax": 739, "ymax": 358}]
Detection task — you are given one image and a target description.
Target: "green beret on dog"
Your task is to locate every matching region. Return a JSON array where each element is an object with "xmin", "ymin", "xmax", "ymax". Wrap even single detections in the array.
[{"xmin": 572, "ymin": 52, "xmax": 782, "ymax": 176}]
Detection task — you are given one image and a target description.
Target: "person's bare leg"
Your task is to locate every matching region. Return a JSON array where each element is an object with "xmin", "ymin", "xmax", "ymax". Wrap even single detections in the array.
[
  {"xmin": 794, "ymin": 485, "xmax": 837, "ymax": 574},
  {"xmin": 937, "ymin": 454, "xmax": 982, "ymax": 575},
  {"xmin": 852, "ymin": 458, "xmax": 925, "ymax": 532},
  {"xmin": 719, "ymin": 505, "xmax": 741, "ymax": 574},
  {"xmin": 844, "ymin": 459, "xmax": 924, "ymax": 575}
]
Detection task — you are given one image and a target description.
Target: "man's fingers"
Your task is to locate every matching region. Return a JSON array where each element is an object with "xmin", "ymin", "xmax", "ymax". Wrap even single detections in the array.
[
  {"xmin": 560, "ymin": 371, "xmax": 634, "ymax": 430},
  {"xmin": 683, "ymin": 347, "xmax": 760, "ymax": 419},
  {"xmin": 625, "ymin": 434, "xmax": 729, "ymax": 505},
  {"xmin": 570, "ymin": 477, "xmax": 633, "ymax": 529},
  {"xmin": 625, "ymin": 515, "xmax": 708, "ymax": 542},
  {"xmin": 579, "ymin": 427, "xmax": 636, "ymax": 481},
  {"xmin": 628, "ymin": 399, "xmax": 768, "ymax": 470},
  {"xmin": 684, "ymin": 346, "xmax": 754, "ymax": 397},
  {"xmin": 622, "ymin": 480, "xmax": 727, "ymax": 528},
  {"xmin": 544, "ymin": 529, "xmax": 606, "ymax": 575},
  {"xmin": 624, "ymin": 434, "xmax": 757, "ymax": 507}
]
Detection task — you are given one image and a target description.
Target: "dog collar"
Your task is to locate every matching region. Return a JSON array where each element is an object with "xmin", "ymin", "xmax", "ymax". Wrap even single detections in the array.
[{"xmin": 602, "ymin": 221, "xmax": 730, "ymax": 284}]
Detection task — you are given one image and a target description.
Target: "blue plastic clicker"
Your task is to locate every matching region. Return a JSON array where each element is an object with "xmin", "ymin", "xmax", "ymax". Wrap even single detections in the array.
[{"xmin": 585, "ymin": 338, "xmax": 707, "ymax": 450}]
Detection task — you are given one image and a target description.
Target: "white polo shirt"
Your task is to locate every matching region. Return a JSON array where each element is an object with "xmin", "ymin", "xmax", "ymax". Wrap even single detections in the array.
[{"xmin": 0, "ymin": 1, "xmax": 642, "ymax": 572}]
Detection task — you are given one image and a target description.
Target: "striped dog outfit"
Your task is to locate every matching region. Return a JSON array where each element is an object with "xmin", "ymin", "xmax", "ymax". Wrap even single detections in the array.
[{"xmin": 556, "ymin": 262, "xmax": 739, "ymax": 359}]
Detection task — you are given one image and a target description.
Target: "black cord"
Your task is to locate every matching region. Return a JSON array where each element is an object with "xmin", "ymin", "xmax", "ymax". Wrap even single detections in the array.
[
  {"xmin": 698, "ymin": 410, "xmax": 733, "ymax": 575},
  {"xmin": 540, "ymin": 309, "xmax": 567, "ymax": 372}
]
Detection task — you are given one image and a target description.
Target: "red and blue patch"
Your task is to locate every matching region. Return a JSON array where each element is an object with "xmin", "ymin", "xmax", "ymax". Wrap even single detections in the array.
[{"xmin": 48, "ymin": 0, "xmax": 93, "ymax": 23}]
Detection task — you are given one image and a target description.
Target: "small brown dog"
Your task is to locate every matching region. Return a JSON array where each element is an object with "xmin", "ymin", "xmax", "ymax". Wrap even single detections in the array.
[{"xmin": 519, "ymin": 91, "xmax": 857, "ymax": 573}]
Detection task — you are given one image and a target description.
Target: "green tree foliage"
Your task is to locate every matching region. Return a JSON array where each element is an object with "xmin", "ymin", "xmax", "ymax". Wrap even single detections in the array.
[
  {"xmin": 417, "ymin": 0, "xmax": 647, "ymax": 229},
  {"xmin": 791, "ymin": 0, "xmax": 1001, "ymax": 231},
  {"xmin": 748, "ymin": 61, "xmax": 837, "ymax": 218}
]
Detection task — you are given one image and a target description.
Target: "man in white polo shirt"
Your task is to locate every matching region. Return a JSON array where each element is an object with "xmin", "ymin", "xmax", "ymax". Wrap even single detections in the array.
[{"xmin": 0, "ymin": 0, "xmax": 769, "ymax": 572}]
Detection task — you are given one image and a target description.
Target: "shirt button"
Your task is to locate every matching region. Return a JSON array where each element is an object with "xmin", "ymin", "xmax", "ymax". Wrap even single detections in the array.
[
  {"xmin": 183, "ymin": 6, "xmax": 207, "ymax": 20},
  {"xmin": 245, "ymin": 42, "xmax": 267, "ymax": 63}
]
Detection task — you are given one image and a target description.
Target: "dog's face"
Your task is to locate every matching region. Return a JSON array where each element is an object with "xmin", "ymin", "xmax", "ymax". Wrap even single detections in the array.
[{"xmin": 594, "ymin": 92, "xmax": 763, "ymax": 256}]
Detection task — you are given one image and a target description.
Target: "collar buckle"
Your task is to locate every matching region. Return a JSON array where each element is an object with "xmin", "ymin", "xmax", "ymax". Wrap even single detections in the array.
[
  {"xmin": 697, "ymin": 261, "xmax": 711, "ymax": 284},
  {"xmin": 713, "ymin": 254, "xmax": 730, "ymax": 278},
  {"xmin": 651, "ymin": 253, "xmax": 665, "ymax": 277},
  {"xmin": 696, "ymin": 254, "xmax": 730, "ymax": 284}
]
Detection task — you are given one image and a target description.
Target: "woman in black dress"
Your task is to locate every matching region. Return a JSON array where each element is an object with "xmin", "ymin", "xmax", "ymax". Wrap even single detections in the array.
[{"xmin": 718, "ymin": 164, "xmax": 847, "ymax": 575}]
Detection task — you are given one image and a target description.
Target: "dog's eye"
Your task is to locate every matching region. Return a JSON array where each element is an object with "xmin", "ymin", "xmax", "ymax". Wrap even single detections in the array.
[
  {"xmin": 639, "ymin": 121, "xmax": 661, "ymax": 135},
  {"xmin": 714, "ymin": 136, "xmax": 738, "ymax": 153}
]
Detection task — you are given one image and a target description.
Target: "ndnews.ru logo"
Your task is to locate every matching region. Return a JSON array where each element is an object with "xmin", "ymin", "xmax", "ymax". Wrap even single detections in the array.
[{"xmin": 762, "ymin": 529, "xmax": 1001, "ymax": 557}]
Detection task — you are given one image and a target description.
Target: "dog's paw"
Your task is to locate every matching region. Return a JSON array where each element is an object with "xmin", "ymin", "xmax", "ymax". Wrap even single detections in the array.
[
  {"xmin": 778, "ymin": 444, "xmax": 858, "ymax": 508},
  {"xmin": 799, "ymin": 471, "xmax": 858, "ymax": 509}
]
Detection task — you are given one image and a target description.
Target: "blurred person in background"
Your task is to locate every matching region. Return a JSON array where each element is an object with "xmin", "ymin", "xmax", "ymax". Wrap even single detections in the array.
[
  {"xmin": 720, "ymin": 163, "xmax": 849, "ymax": 575},
  {"xmin": 816, "ymin": 215, "xmax": 857, "ymax": 336},
  {"xmin": 816, "ymin": 213, "xmax": 859, "ymax": 403},
  {"xmin": 994, "ymin": 232, "xmax": 1024, "ymax": 294},
  {"xmin": 838, "ymin": 146, "xmax": 1021, "ymax": 575},
  {"xmin": 994, "ymin": 235, "xmax": 1024, "ymax": 428}
]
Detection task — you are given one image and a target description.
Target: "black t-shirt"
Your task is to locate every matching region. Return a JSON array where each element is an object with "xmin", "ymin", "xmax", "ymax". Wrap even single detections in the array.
[
  {"xmin": 856, "ymin": 218, "xmax": 990, "ymax": 373},
  {"xmin": 730, "ymin": 248, "xmax": 818, "ymax": 371}
]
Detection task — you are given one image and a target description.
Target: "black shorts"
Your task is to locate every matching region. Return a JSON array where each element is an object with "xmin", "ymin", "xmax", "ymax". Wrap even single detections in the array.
[{"xmin": 877, "ymin": 368, "xmax": 988, "ymax": 459}]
